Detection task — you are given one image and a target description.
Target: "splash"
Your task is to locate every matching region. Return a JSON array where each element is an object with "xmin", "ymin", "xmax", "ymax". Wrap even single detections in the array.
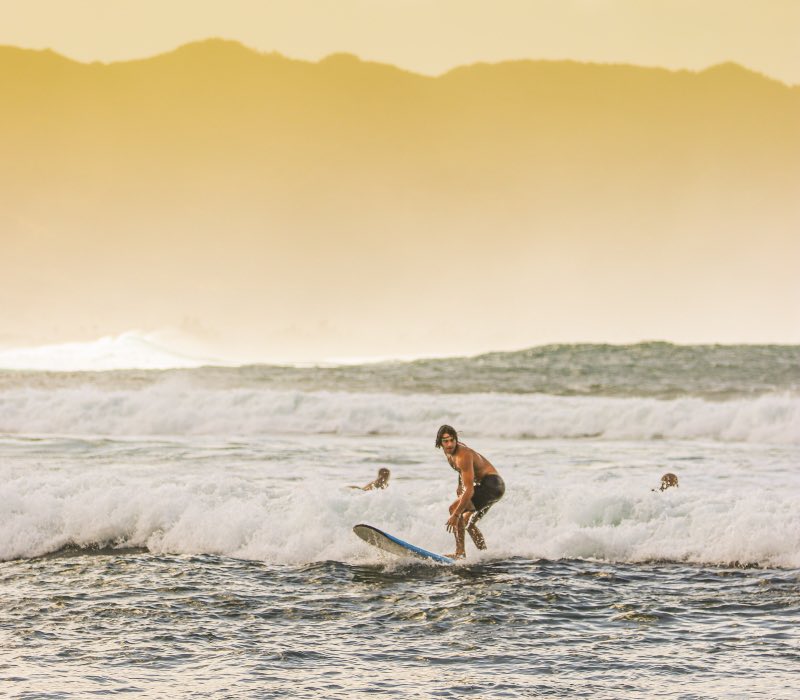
[
  {"xmin": 2, "ymin": 452, "xmax": 798, "ymax": 568},
  {"xmin": 1, "ymin": 383, "xmax": 797, "ymax": 444},
  {"xmin": 0, "ymin": 332, "xmax": 221, "ymax": 371}
]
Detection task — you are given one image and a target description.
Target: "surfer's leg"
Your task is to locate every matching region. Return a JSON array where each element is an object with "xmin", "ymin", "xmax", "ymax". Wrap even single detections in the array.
[
  {"xmin": 455, "ymin": 513, "xmax": 467, "ymax": 557},
  {"xmin": 465, "ymin": 476, "xmax": 504, "ymax": 551},
  {"xmin": 446, "ymin": 512, "xmax": 469, "ymax": 559},
  {"xmin": 466, "ymin": 508, "xmax": 488, "ymax": 550},
  {"xmin": 466, "ymin": 523, "xmax": 486, "ymax": 550}
]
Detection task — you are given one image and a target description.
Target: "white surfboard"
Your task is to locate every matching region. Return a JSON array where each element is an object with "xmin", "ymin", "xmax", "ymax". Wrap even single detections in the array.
[{"xmin": 353, "ymin": 523, "xmax": 455, "ymax": 565}]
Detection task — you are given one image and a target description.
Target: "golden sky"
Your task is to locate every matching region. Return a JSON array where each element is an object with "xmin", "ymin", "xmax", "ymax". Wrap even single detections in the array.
[
  {"xmin": 1, "ymin": 0, "xmax": 799, "ymax": 84},
  {"xmin": 1, "ymin": 1, "xmax": 798, "ymax": 359}
]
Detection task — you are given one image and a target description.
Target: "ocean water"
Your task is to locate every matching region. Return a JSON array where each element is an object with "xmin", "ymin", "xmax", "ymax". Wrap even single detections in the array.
[{"xmin": 1, "ymin": 343, "xmax": 799, "ymax": 698}]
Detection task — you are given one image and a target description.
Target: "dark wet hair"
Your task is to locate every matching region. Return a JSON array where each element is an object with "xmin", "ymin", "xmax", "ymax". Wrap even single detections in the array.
[
  {"xmin": 435, "ymin": 425, "xmax": 458, "ymax": 448},
  {"xmin": 378, "ymin": 468, "xmax": 390, "ymax": 477}
]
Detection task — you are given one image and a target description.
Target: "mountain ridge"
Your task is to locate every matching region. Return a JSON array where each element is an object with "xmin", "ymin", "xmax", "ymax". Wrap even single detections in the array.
[
  {"xmin": 0, "ymin": 38, "xmax": 797, "ymax": 357},
  {"xmin": 0, "ymin": 39, "xmax": 794, "ymax": 88}
]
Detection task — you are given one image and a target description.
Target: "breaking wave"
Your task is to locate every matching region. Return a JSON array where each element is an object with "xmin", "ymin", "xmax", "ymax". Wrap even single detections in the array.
[
  {"xmin": 2, "ymin": 454, "xmax": 798, "ymax": 567},
  {"xmin": 0, "ymin": 383, "xmax": 797, "ymax": 444}
]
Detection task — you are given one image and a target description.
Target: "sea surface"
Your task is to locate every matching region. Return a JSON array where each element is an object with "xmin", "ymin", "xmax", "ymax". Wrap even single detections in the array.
[{"xmin": 1, "ymin": 343, "xmax": 799, "ymax": 698}]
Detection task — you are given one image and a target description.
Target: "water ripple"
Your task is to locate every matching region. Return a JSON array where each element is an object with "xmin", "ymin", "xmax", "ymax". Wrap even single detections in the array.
[{"xmin": 2, "ymin": 553, "xmax": 798, "ymax": 698}]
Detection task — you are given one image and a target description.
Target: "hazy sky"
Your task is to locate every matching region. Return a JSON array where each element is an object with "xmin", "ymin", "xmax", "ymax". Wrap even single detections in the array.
[
  {"xmin": 1, "ymin": 0, "xmax": 798, "ymax": 84},
  {"xmin": 2, "ymin": 1, "xmax": 798, "ymax": 360}
]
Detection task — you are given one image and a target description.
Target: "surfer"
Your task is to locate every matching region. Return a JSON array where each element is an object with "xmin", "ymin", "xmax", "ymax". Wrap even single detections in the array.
[
  {"xmin": 436, "ymin": 425, "xmax": 505, "ymax": 559},
  {"xmin": 350, "ymin": 467, "xmax": 391, "ymax": 491}
]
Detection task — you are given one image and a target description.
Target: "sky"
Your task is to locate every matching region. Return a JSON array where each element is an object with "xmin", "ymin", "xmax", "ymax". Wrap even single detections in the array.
[
  {"xmin": 1, "ymin": 1, "xmax": 798, "ymax": 363},
  {"xmin": 0, "ymin": 0, "xmax": 799, "ymax": 84}
]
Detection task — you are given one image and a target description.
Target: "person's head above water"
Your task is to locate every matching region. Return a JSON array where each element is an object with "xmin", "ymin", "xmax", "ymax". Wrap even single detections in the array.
[
  {"xmin": 435, "ymin": 425, "xmax": 458, "ymax": 449},
  {"xmin": 369, "ymin": 467, "xmax": 390, "ymax": 489}
]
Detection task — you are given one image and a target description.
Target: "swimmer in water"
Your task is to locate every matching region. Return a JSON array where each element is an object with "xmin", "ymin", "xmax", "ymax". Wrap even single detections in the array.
[
  {"xmin": 653, "ymin": 472, "xmax": 679, "ymax": 492},
  {"xmin": 349, "ymin": 467, "xmax": 391, "ymax": 491}
]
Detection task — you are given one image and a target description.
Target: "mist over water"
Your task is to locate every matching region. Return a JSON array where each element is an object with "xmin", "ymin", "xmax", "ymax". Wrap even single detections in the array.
[{"xmin": 2, "ymin": 342, "xmax": 798, "ymax": 698}]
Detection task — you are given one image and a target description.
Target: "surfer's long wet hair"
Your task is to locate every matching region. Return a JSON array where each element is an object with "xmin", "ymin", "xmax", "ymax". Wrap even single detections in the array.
[{"xmin": 435, "ymin": 425, "xmax": 458, "ymax": 448}]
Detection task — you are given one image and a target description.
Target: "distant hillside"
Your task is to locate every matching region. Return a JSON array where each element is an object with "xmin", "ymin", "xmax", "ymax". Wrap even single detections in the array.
[{"xmin": 1, "ymin": 40, "xmax": 798, "ymax": 357}]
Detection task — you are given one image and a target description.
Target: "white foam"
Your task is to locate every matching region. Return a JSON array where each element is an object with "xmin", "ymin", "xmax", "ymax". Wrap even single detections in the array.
[
  {"xmin": 0, "ymin": 382, "xmax": 798, "ymax": 444},
  {"xmin": 1, "ymin": 443, "xmax": 798, "ymax": 567},
  {"xmin": 0, "ymin": 332, "xmax": 221, "ymax": 371}
]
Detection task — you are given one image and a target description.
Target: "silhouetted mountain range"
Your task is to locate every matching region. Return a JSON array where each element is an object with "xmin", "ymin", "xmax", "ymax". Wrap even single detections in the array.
[{"xmin": 1, "ymin": 40, "xmax": 798, "ymax": 357}]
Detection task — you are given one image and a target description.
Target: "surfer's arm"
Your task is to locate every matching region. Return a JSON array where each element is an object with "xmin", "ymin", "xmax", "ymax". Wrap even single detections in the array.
[
  {"xmin": 446, "ymin": 455, "xmax": 475, "ymax": 530},
  {"xmin": 454, "ymin": 463, "xmax": 475, "ymax": 514}
]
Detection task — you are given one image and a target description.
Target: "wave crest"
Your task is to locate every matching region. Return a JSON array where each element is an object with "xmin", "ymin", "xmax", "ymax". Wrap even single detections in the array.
[
  {"xmin": 0, "ymin": 383, "xmax": 797, "ymax": 444},
  {"xmin": 3, "ymin": 467, "xmax": 798, "ymax": 567}
]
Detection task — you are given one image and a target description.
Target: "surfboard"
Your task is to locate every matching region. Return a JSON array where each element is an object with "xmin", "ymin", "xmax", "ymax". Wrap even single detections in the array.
[{"xmin": 353, "ymin": 524, "xmax": 455, "ymax": 565}]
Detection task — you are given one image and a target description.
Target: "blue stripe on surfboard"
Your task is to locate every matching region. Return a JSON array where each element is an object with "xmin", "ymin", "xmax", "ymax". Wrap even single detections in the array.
[{"xmin": 353, "ymin": 524, "xmax": 455, "ymax": 565}]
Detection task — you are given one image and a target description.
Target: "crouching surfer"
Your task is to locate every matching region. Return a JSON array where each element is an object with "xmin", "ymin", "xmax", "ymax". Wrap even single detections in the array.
[{"xmin": 436, "ymin": 425, "xmax": 505, "ymax": 559}]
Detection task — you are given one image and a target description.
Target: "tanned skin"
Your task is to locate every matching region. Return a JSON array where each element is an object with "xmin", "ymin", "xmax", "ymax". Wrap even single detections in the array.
[
  {"xmin": 349, "ymin": 468, "xmax": 391, "ymax": 491},
  {"xmin": 440, "ymin": 432, "xmax": 499, "ymax": 558}
]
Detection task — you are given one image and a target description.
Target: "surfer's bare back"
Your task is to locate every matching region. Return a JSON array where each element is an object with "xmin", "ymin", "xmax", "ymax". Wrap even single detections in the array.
[{"xmin": 436, "ymin": 425, "xmax": 505, "ymax": 559}]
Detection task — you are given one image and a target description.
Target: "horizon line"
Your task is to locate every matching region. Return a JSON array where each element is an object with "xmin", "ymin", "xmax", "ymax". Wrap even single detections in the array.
[
  {"xmin": 1, "ymin": 37, "xmax": 795, "ymax": 87},
  {"xmin": 1, "ymin": 332, "xmax": 798, "ymax": 374}
]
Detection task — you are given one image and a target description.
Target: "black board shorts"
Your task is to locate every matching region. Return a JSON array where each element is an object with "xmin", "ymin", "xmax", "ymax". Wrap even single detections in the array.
[{"xmin": 470, "ymin": 474, "xmax": 505, "ymax": 516}]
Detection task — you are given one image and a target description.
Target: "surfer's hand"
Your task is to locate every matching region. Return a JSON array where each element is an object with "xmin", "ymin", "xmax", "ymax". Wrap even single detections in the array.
[{"xmin": 445, "ymin": 512, "xmax": 460, "ymax": 532}]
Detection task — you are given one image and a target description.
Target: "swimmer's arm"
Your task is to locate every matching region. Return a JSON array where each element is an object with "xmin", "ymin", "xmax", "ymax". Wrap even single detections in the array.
[{"xmin": 348, "ymin": 481, "xmax": 374, "ymax": 490}]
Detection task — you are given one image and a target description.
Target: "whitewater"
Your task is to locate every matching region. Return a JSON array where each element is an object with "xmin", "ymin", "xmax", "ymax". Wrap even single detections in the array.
[
  {"xmin": 2, "ymin": 434, "xmax": 798, "ymax": 568},
  {"xmin": 2, "ymin": 341, "xmax": 798, "ymax": 698}
]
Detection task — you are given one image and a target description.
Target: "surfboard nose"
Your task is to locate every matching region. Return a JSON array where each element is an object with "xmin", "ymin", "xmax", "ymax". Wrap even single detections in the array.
[{"xmin": 353, "ymin": 524, "xmax": 455, "ymax": 565}]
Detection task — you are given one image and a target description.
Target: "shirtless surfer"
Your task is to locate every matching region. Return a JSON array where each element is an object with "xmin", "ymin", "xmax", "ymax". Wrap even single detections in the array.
[{"xmin": 436, "ymin": 425, "xmax": 505, "ymax": 559}]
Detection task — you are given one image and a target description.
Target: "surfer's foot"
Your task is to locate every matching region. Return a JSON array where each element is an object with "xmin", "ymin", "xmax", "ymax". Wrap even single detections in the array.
[{"xmin": 445, "ymin": 552, "xmax": 466, "ymax": 560}]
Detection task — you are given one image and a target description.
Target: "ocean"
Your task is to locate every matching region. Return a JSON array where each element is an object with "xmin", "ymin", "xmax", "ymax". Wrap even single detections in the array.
[{"xmin": 1, "ymin": 342, "xmax": 798, "ymax": 698}]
